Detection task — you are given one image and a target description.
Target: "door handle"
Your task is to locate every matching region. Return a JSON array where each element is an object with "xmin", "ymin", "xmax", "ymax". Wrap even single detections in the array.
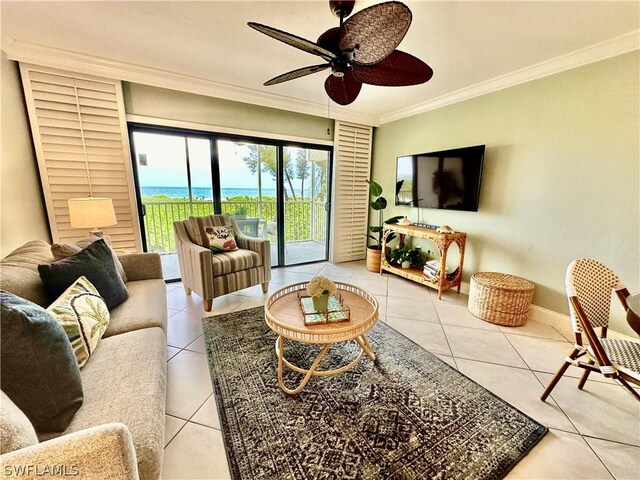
[
  {"xmin": 141, "ymin": 204, "xmax": 147, "ymax": 217},
  {"xmin": 324, "ymin": 202, "xmax": 330, "ymax": 212}
]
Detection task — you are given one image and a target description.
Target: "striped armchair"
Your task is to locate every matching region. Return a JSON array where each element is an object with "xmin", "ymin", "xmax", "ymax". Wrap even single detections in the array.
[{"xmin": 173, "ymin": 214, "xmax": 271, "ymax": 312}]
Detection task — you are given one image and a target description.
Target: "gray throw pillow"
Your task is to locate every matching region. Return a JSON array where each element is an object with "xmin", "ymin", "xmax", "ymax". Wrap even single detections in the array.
[
  {"xmin": 51, "ymin": 233, "xmax": 128, "ymax": 283},
  {"xmin": 38, "ymin": 239, "xmax": 129, "ymax": 310},
  {"xmin": 0, "ymin": 292, "xmax": 84, "ymax": 433}
]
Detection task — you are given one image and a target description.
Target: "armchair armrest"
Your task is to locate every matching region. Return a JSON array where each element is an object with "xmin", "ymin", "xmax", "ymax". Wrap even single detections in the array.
[
  {"xmin": 235, "ymin": 232, "xmax": 271, "ymax": 277},
  {"xmin": 174, "ymin": 222, "xmax": 214, "ymax": 300},
  {"xmin": 118, "ymin": 253, "xmax": 163, "ymax": 282},
  {"xmin": 0, "ymin": 423, "xmax": 138, "ymax": 480}
]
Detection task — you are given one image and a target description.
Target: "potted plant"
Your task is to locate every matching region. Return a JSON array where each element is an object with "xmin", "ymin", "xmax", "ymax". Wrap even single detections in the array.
[
  {"xmin": 365, "ymin": 180, "xmax": 403, "ymax": 272},
  {"xmin": 389, "ymin": 246, "xmax": 423, "ymax": 268}
]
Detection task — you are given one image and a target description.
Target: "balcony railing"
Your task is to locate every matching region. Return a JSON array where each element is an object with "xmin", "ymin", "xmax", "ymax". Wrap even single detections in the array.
[{"xmin": 142, "ymin": 199, "xmax": 327, "ymax": 253}]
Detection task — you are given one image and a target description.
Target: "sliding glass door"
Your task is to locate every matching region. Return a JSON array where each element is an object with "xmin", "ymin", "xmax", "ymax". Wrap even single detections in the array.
[
  {"xmin": 131, "ymin": 131, "xmax": 213, "ymax": 280},
  {"xmin": 129, "ymin": 124, "xmax": 332, "ymax": 280}
]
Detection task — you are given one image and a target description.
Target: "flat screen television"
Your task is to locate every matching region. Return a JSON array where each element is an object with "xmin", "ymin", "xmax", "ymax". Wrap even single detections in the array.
[{"xmin": 395, "ymin": 145, "xmax": 485, "ymax": 211}]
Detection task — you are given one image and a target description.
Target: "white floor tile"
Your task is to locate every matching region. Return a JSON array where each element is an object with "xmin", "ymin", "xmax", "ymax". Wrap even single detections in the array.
[
  {"xmin": 456, "ymin": 358, "xmax": 578, "ymax": 433},
  {"xmin": 387, "ymin": 296, "xmax": 439, "ymax": 323},
  {"xmin": 164, "ymin": 415, "xmax": 186, "ymax": 447},
  {"xmin": 166, "ymin": 350, "xmax": 214, "ymax": 420},
  {"xmin": 167, "ymin": 310, "xmax": 205, "ymax": 349},
  {"xmin": 166, "ymin": 287, "xmax": 202, "ymax": 311},
  {"xmin": 162, "ymin": 422, "xmax": 230, "ymax": 479},
  {"xmin": 348, "ymin": 276, "xmax": 389, "ymax": 297},
  {"xmin": 535, "ymin": 372, "xmax": 640, "ymax": 446},
  {"xmin": 191, "ymin": 394, "xmax": 221, "ymax": 430},
  {"xmin": 435, "ymin": 301, "xmax": 501, "ymax": 331},
  {"xmin": 435, "ymin": 354, "xmax": 458, "ymax": 368},
  {"xmin": 498, "ymin": 319, "xmax": 567, "ymax": 341},
  {"xmin": 443, "ymin": 325, "xmax": 528, "ymax": 368},
  {"xmin": 387, "ymin": 276, "xmax": 433, "ymax": 300},
  {"xmin": 319, "ymin": 263, "xmax": 357, "ymax": 278},
  {"xmin": 234, "ymin": 296, "xmax": 267, "ymax": 311},
  {"xmin": 185, "ymin": 335, "xmax": 207, "ymax": 354},
  {"xmin": 505, "ymin": 429, "xmax": 613, "ymax": 479},
  {"xmin": 585, "ymin": 437, "xmax": 640, "ymax": 480},
  {"xmin": 284, "ymin": 263, "xmax": 326, "ymax": 275},
  {"xmin": 167, "ymin": 346, "xmax": 181, "ymax": 361},
  {"xmin": 386, "ymin": 317, "xmax": 452, "ymax": 356}
]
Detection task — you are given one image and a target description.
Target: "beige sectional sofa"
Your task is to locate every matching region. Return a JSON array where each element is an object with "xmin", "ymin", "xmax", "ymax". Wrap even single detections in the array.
[{"xmin": 0, "ymin": 240, "xmax": 167, "ymax": 480}]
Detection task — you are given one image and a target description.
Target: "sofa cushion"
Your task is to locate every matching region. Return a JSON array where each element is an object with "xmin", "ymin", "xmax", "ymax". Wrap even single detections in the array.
[
  {"xmin": 0, "ymin": 292, "xmax": 84, "ymax": 433},
  {"xmin": 51, "ymin": 233, "xmax": 128, "ymax": 283},
  {"xmin": 211, "ymin": 249, "xmax": 262, "ymax": 276},
  {"xmin": 47, "ymin": 276, "xmax": 110, "ymax": 367},
  {"xmin": 38, "ymin": 239, "xmax": 129, "ymax": 310},
  {"xmin": 0, "ymin": 240, "xmax": 53, "ymax": 307},
  {"xmin": 104, "ymin": 279, "xmax": 167, "ymax": 338},
  {"xmin": 39, "ymin": 327, "xmax": 166, "ymax": 480},
  {"xmin": 0, "ymin": 390, "xmax": 38, "ymax": 454}
]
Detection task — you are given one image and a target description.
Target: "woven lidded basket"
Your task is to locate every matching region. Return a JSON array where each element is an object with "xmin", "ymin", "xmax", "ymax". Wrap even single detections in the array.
[{"xmin": 468, "ymin": 272, "xmax": 534, "ymax": 326}]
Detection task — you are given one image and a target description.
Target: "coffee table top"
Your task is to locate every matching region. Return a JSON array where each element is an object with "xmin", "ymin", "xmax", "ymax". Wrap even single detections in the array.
[{"xmin": 265, "ymin": 282, "xmax": 379, "ymax": 344}]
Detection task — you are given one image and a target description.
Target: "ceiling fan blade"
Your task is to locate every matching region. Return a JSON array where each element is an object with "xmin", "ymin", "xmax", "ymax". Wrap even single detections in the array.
[
  {"xmin": 352, "ymin": 50, "xmax": 433, "ymax": 86},
  {"xmin": 338, "ymin": 1, "xmax": 412, "ymax": 66},
  {"xmin": 264, "ymin": 64, "xmax": 330, "ymax": 86},
  {"xmin": 324, "ymin": 70, "xmax": 362, "ymax": 105},
  {"xmin": 248, "ymin": 22, "xmax": 337, "ymax": 62}
]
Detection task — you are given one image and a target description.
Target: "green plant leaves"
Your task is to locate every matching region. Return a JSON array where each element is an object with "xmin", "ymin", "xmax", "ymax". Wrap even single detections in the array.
[
  {"xmin": 366, "ymin": 179, "xmax": 382, "ymax": 197},
  {"xmin": 370, "ymin": 197, "xmax": 387, "ymax": 210}
]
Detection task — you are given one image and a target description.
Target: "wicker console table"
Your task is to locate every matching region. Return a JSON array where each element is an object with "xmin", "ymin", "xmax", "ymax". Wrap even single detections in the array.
[{"xmin": 381, "ymin": 223, "xmax": 466, "ymax": 299}]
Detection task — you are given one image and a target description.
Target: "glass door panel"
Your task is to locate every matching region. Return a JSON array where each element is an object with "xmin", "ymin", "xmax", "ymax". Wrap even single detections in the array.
[
  {"xmin": 283, "ymin": 146, "xmax": 330, "ymax": 265},
  {"xmin": 217, "ymin": 140, "xmax": 279, "ymax": 265},
  {"xmin": 131, "ymin": 130, "xmax": 213, "ymax": 280}
]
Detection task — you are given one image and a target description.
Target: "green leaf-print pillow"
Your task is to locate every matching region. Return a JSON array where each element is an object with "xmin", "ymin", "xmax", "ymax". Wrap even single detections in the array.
[{"xmin": 47, "ymin": 276, "xmax": 110, "ymax": 367}]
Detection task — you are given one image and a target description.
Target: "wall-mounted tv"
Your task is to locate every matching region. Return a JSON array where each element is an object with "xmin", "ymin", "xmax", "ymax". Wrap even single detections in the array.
[{"xmin": 395, "ymin": 145, "xmax": 485, "ymax": 211}]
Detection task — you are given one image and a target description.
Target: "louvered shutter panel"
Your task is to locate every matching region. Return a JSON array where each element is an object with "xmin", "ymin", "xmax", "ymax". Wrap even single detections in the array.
[
  {"xmin": 20, "ymin": 64, "xmax": 142, "ymax": 251},
  {"xmin": 330, "ymin": 121, "xmax": 373, "ymax": 263}
]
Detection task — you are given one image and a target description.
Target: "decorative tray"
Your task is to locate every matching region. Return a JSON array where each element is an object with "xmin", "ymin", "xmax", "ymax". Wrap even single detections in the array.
[{"xmin": 296, "ymin": 291, "xmax": 351, "ymax": 326}]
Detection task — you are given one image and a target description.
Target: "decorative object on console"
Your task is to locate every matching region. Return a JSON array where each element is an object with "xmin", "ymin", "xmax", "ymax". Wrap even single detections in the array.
[
  {"xmin": 46, "ymin": 276, "xmax": 110, "ymax": 368},
  {"xmin": 365, "ymin": 179, "xmax": 403, "ymax": 272},
  {"xmin": 0, "ymin": 291, "xmax": 84, "ymax": 433},
  {"xmin": 68, "ymin": 197, "xmax": 117, "ymax": 238},
  {"xmin": 306, "ymin": 275, "xmax": 337, "ymax": 313},
  {"xmin": 437, "ymin": 224, "xmax": 455, "ymax": 234},
  {"xmin": 248, "ymin": 1, "xmax": 433, "ymax": 105},
  {"xmin": 388, "ymin": 246, "xmax": 422, "ymax": 269},
  {"xmin": 202, "ymin": 306, "xmax": 548, "ymax": 479},
  {"xmin": 398, "ymin": 216, "xmax": 411, "ymax": 226}
]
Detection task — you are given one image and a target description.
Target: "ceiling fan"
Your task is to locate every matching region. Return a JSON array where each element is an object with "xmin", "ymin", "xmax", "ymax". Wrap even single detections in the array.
[{"xmin": 248, "ymin": 0, "xmax": 433, "ymax": 106}]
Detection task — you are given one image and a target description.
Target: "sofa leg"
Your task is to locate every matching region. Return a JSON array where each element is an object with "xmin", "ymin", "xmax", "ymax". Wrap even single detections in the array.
[
  {"xmin": 261, "ymin": 282, "xmax": 269, "ymax": 294},
  {"xmin": 204, "ymin": 299, "xmax": 213, "ymax": 312},
  {"xmin": 184, "ymin": 286, "xmax": 192, "ymax": 295}
]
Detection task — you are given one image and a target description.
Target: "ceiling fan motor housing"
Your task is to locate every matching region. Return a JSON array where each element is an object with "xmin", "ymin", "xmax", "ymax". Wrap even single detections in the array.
[{"xmin": 330, "ymin": 0, "xmax": 356, "ymax": 19}]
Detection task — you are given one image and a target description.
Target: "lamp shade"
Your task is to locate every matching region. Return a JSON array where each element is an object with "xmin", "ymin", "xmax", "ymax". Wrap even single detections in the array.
[{"xmin": 68, "ymin": 197, "xmax": 117, "ymax": 229}]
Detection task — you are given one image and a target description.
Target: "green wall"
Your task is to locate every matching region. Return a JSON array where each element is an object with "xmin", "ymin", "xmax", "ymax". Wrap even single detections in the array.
[
  {"xmin": 371, "ymin": 52, "xmax": 639, "ymax": 335},
  {"xmin": 123, "ymin": 83, "xmax": 333, "ymax": 142}
]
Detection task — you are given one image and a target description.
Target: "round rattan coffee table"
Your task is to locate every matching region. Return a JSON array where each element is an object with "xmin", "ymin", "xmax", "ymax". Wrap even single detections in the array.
[{"xmin": 265, "ymin": 282, "xmax": 379, "ymax": 395}]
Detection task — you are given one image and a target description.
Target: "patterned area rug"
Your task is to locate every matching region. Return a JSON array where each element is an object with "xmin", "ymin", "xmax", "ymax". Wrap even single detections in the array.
[{"xmin": 202, "ymin": 307, "xmax": 547, "ymax": 480}]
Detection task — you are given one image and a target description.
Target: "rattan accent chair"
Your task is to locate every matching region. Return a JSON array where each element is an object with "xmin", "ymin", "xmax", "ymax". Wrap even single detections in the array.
[
  {"xmin": 173, "ymin": 214, "xmax": 271, "ymax": 312},
  {"xmin": 541, "ymin": 258, "xmax": 640, "ymax": 402}
]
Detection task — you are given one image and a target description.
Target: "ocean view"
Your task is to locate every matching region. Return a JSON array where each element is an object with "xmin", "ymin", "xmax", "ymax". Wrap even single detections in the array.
[{"xmin": 141, "ymin": 186, "xmax": 276, "ymax": 200}]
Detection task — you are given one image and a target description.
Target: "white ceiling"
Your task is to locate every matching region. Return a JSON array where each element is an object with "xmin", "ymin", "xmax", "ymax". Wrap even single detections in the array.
[{"xmin": 2, "ymin": 1, "xmax": 639, "ymax": 124}]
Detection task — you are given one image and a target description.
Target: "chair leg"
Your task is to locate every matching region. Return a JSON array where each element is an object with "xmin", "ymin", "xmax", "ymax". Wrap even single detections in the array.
[
  {"xmin": 261, "ymin": 282, "xmax": 269, "ymax": 294},
  {"xmin": 184, "ymin": 286, "xmax": 192, "ymax": 295},
  {"xmin": 541, "ymin": 348, "xmax": 580, "ymax": 402},
  {"xmin": 204, "ymin": 299, "xmax": 213, "ymax": 312},
  {"xmin": 577, "ymin": 359, "xmax": 593, "ymax": 390},
  {"xmin": 618, "ymin": 377, "xmax": 640, "ymax": 402}
]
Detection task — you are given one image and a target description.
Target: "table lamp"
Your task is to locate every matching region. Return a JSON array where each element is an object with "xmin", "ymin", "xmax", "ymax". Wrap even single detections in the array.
[{"xmin": 68, "ymin": 197, "xmax": 117, "ymax": 238}]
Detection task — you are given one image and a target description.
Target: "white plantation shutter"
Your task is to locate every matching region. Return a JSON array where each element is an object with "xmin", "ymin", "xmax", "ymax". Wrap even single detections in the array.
[
  {"xmin": 20, "ymin": 64, "xmax": 142, "ymax": 251},
  {"xmin": 330, "ymin": 121, "xmax": 373, "ymax": 263}
]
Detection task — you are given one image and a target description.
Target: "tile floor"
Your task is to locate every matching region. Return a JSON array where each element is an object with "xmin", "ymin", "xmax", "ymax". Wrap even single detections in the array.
[{"xmin": 162, "ymin": 261, "xmax": 640, "ymax": 480}]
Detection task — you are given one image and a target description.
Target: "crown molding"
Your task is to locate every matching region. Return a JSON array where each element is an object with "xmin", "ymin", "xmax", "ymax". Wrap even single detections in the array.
[
  {"xmin": 3, "ymin": 38, "xmax": 380, "ymax": 127},
  {"xmin": 380, "ymin": 30, "xmax": 640, "ymax": 125}
]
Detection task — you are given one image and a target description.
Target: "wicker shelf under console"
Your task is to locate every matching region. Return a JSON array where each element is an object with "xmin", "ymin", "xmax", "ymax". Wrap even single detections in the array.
[{"xmin": 380, "ymin": 223, "xmax": 467, "ymax": 299}]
